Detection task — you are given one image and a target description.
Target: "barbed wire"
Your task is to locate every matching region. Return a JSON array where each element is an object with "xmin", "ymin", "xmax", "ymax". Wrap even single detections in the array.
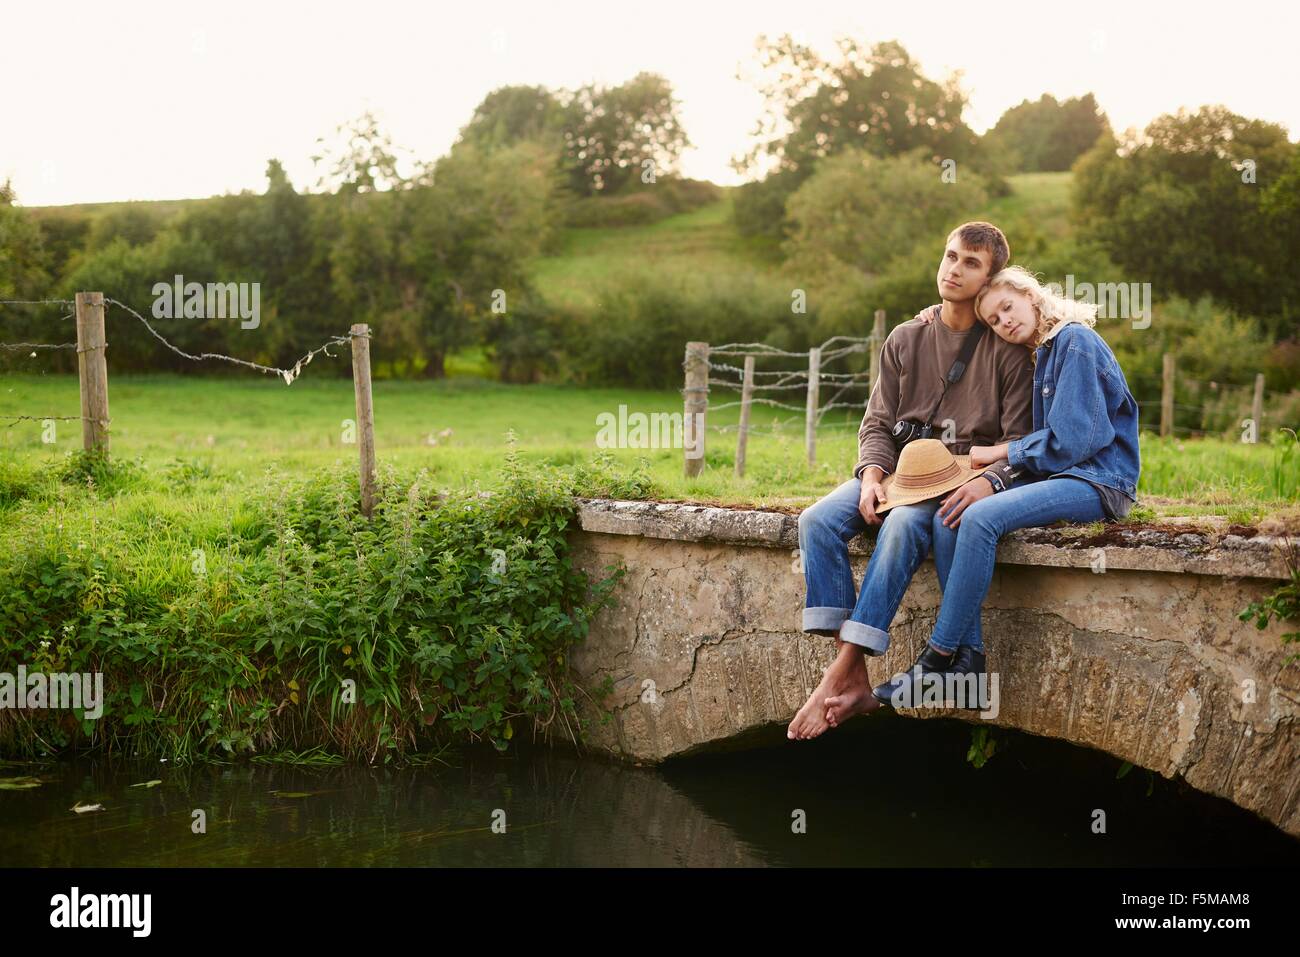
[
  {"xmin": 708, "ymin": 417, "xmax": 862, "ymax": 436},
  {"xmin": 1, "ymin": 296, "xmax": 363, "ymax": 385},
  {"xmin": 2, "ymin": 414, "xmax": 101, "ymax": 429},
  {"xmin": 707, "ymin": 377, "xmax": 810, "ymax": 393},
  {"xmin": 707, "ymin": 335, "xmax": 873, "ymax": 360},
  {"xmin": 709, "ymin": 397, "xmax": 807, "ymax": 413},
  {"xmin": 708, "ymin": 343, "xmax": 815, "ymax": 358},
  {"xmin": 103, "ymin": 298, "xmax": 358, "ymax": 385},
  {"xmin": 706, "ymin": 360, "xmax": 808, "ymax": 379}
]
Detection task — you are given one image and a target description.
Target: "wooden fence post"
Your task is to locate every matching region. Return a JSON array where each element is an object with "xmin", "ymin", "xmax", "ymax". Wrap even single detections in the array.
[
  {"xmin": 683, "ymin": 341, "xmax": 709, "ymax": 477},
  {"xmin": 74, "ymin": 291, "xmax": 109, "ymax": 454},
  {"xmin": 1251, "ymin": 372, "xmax": 1265, "ymax": 442},
  {"xmin": 869, "ymin": 309, "xmax": 886, "ymax": 395},
  {"xmin": 735, "ymin": 355, "xmax": 754, "ymax": 478},
  {"xmin": 1161, "ymin": 352, "xmax": 1175, "ymax": 438},
  {"xmin": 350, "ymin": 323, "xmax": 377, "ymax": 517},
  {"xmin": 805, "ymin": 345, "xmax": 821, "ymax": 467}
]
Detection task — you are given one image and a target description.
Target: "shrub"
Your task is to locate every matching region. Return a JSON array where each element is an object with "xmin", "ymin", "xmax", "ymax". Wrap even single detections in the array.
[{"xmin": 0, "ymin": 451, "xmax": 633, "ymax": 763}]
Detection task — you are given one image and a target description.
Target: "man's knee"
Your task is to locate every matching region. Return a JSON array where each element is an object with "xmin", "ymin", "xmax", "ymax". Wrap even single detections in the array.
[
  {"xmin": 799, "ymin": 485, "xmax": 859, "ymax": 538},
  {"xmin": 797, "ymin": 505, "xmax": 824, "ymax": 539},
  {"xmin": 876, "ymin": 504, "xmax": 931, "ymax": 550}
]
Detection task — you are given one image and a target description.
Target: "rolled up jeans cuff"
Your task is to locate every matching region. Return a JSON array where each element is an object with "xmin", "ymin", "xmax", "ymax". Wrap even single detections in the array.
[
  {"xmin": 803, "ymin": 606, "xmax": 853, "ymax": 634},
  {"xmin": 838, "ymin": 620, "xmax": 889, "ymax": 656}
]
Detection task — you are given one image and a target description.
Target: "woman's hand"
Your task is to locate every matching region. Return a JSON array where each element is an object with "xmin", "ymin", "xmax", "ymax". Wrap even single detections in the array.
[
  {"xmin": 969, "ymin": 444, "xmax": 1009, "ymax": 469},
  {"xmin": 914, "ymin": 305, "xmax": 940, "ymax": 324}
]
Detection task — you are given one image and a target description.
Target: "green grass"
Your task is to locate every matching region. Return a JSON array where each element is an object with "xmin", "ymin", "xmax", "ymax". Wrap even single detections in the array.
[
  {"xmin": 986, "ymin": 172, "xmax": 1073, "ymax": 240},
  {"xmin": 529, "ymin": 172, "xmax": 1074, "ymax": 311},
  {"xmin": 530, "ymin": 190, "xmax": 783, "ymax": 309},
  {"xmin": 2, "ymin": 374, "xmax": 1295, "ymax": 523}
]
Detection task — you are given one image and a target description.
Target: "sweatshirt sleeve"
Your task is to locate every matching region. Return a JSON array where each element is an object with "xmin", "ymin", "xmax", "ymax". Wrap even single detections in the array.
[
  {"xmin": 1007, "ymin": 332, "xmax": 1116, "ymax": 475},
  {"xmin": 853, "ymin": 328, "xmax": 903, "ymax": 478},
  {"xmin": 976, "ymin": 344, "xmax": 1035, "ymax": 490}
]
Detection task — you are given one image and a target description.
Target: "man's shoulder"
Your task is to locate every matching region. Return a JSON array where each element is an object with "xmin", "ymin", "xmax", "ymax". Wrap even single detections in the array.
[{"xmin": 886, "ymin": 307, "xmax": 941, "ymax": 342}]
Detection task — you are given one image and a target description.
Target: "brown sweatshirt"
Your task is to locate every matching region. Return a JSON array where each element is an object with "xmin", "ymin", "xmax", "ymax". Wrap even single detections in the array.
[{"xmin": 853, "ymin": 305, "xmax": 1034, "ymax": 481}]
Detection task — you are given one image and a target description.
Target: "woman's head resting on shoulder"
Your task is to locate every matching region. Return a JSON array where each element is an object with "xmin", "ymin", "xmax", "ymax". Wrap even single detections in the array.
[{"xmin": 975, "ymin": 265, "xmax": 1098, "ymax": 349}]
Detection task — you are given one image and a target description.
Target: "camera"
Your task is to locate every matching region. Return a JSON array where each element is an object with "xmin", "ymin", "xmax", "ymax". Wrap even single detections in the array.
[{"xmin": 891, "ymin": 419, "xmax": 933, "ymax": 449}]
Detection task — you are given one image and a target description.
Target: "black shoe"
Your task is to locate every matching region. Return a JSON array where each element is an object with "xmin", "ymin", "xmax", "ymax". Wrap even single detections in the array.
[
  {"xmin": 872, "ymin": 644, "xmax": 957, "ymax": 708},
  {"xmin": 945, "ymin": 647, "xmax": 988, "ymax": 711},
  {"xmin": 873, "ymin": 645, "xmax": 988, "ymax": 710}
]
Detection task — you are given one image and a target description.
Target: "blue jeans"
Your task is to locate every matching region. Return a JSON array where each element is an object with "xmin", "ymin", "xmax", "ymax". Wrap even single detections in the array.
[
  {"xmin": 798, "ymin": 478, "xmax": 978, "ymax": 654},
  {"xmin": 928, "ymin": 476, "xmax": 1105, "ymax": 653}
]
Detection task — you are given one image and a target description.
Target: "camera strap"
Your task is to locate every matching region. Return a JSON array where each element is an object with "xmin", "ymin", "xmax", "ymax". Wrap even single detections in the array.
[{"xmin": 922, "ymin": 315, "xmax": 987, "ymax": 427}]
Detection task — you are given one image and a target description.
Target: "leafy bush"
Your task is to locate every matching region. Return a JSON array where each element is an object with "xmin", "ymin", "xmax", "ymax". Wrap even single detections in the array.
[
  {"xmin": 555, "ymin": 265, "xmax": 804, "ymax": 388},
  {"xmin": 0, "ymin": 450, "xmax": 634, "ymax": 763}
]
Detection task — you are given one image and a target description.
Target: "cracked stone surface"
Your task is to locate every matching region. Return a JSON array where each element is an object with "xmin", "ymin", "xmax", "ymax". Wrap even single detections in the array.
[{"xmin": 567, "ymin": 498, "xmax": 1300, "ymax": 838}]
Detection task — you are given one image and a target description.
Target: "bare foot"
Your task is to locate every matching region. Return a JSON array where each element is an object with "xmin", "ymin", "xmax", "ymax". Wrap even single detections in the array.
[
  {"xmin": 824, "ymin": 676, "xmax": 880, "ymax": 727},
  {"xmin": 787, "ymin": 640, "xmax": 869, "ymax": 740}
]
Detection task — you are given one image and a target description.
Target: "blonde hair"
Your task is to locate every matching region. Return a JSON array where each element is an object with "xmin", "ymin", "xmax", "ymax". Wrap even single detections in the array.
[{"xmin": 975, "ymin": 266, "xmax": 1098, "ymax": 348}]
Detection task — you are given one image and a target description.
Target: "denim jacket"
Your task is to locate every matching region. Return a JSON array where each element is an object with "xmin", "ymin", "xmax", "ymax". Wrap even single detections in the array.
[{"xmin": 1006, "ymin": 322, "xmax": 1141, "ymax": 500}]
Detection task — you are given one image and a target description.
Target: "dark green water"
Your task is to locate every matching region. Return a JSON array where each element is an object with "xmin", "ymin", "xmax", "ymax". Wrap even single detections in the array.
[{"xmin": 3, "ymin": 715, "xmax": 1298, "ymax": 866}]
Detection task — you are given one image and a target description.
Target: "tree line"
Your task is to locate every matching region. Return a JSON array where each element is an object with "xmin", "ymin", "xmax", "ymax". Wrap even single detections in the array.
[{"xmin": 1, "ymin": 36, "xmax": 1295, "ymax": 398}]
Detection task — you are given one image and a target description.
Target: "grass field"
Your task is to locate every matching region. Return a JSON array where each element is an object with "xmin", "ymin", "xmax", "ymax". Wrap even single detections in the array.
[
  {"xmin": 10, "ymin": 171, "xmax": 1297, "ymax": 525},
  {"xmin": 528, "ymin": 172, "xmax": 1074, "ymax": 309},
  {"xmin": 2, "ymin": 374, "xmax": 1296, "ymax": 525}
]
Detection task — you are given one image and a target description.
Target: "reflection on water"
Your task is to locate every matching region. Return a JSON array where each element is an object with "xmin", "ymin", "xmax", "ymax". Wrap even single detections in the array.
[{"xmin": 2, "ymin": 714, "xmax": 1297, "ymax": 867}]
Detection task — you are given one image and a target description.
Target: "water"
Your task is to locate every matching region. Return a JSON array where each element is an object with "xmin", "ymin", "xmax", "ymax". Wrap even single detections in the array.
[{"xmin": 3, "ymin": 714, "xmax": 1297, "ymax": 867}]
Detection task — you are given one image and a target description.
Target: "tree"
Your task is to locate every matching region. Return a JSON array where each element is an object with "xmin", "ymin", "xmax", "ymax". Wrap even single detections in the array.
[
  {"xmin": 0, "ymin": 181, "xmax": 48, "ymax": 299},
  {"xmin": 984, "ymin": 93, "xmax": 1109, "ymax": 172},
  {"xmin": 457, "ymin": 85, "xmax": 568, "ymax": 153},
  {"xmin": 1072, "ymin": 106, "xmax": 1296, "ymax": 328},
  {"xmin": 782, "ymin": 149, "xmax": 990, "ymax": 334},
  {"xmin": 557, "ymin": 72, "xmax": 691, "ymax": 196},
  {"xmin": 732, "ymin": 36, "xmax": 989, "ymax": 240},
  {"xmin": 1261, "ymin": 149, "xmax": 1300, "ymax": 329},
  {"xmin": 86, "ymin": 204, "xmax": 165, "ymax": 252},
  {"xmin": 321, "ymin": 116, "xmax": 560, "ymax": 377},
  {"xmin": 735, "ymin": 37, "xmax": 981, "ymax": 177}
]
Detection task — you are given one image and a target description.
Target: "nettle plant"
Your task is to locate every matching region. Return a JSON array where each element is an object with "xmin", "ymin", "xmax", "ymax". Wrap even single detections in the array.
[
  {"xmin": 0, "ymin": 448, "xmax": 640, "ymax": 763},
  {"xmin": 1239, "ymin": 535, "xmax": 1300, "ymax": 665}
]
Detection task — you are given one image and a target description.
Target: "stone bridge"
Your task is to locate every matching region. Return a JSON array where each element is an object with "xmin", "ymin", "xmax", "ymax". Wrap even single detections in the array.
[{"xmin": 566, "ymin": 499, "xmax": 1300, "ymax": 839}]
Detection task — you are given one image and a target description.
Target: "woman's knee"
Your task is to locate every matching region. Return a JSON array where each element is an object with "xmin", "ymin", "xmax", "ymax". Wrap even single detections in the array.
[{"xmin": 959, "ymin": 496, "xmax": 1005, "ymax": 537}]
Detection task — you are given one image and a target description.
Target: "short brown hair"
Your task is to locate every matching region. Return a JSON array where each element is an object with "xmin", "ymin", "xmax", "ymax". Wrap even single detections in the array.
[{"xmin": 946, "ymin": 222, "xmax": 1010, "ymax": 277}]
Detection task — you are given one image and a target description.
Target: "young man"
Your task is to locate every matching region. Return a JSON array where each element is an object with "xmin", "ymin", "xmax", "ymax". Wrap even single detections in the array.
[{"xmin": 788, "ymin": 222, "xmax": 1034, "ymax": 740}]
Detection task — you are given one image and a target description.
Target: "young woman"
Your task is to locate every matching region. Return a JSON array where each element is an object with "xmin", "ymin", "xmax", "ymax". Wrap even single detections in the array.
[{"xmin": 867, "ymin": 266, "xmax": 1141, "ymax": 705}]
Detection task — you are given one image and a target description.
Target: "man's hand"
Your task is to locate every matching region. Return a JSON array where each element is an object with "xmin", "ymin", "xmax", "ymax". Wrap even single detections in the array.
[
  {"xmin": 858, "ymin": 470, "xmax": 887, "ymax": 526},
  {"xmin": 936, "ymin": 476, "xmax": 994, "ymax": 528}
]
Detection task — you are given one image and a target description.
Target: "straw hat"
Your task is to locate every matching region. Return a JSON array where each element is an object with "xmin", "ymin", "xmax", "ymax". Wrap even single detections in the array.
[{"xmin": 877, "ymin": 438, "xmax": 978, "ymax": 511}]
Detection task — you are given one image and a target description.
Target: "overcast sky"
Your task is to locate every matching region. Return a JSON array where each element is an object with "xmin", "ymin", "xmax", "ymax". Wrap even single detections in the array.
[{"xmin": 6, "ymin": 0, "xmax": 1297, "ymax": 206}]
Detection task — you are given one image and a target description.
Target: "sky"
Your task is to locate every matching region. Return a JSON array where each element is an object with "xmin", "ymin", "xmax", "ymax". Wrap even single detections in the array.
[{"xmin": 5, "ymin": 0, "xmax": 1298, "ymax": 207}]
